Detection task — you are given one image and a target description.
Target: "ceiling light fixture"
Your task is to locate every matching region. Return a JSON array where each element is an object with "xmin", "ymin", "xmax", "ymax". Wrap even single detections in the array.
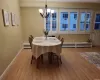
[{"xmin": 39, "ymin": 0, "xmax": 54, "ymax": 18}]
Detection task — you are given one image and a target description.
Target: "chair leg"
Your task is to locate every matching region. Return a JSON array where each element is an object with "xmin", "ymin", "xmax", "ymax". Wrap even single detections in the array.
[
  {"xmin": 57, "ymin": 56, "xmax": 59, "ymax": 66},
  {"xmin": 31, "ymin": 59, "xmax": 32, "ymax": 64},
  {"xmin": 60, "ymin": 56, "xmax": 62, "ymax": 64},
  {"xmin": 31, "ymin": 55, "xmax": 33, "ymax": 64}
]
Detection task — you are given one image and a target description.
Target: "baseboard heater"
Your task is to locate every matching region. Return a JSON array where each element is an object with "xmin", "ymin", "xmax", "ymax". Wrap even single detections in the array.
[
  {"xmin": 62, "ymin": 42, "xmax": 92, "ymax": 48},
  {"xmin": 23, "ymin": 42, "xmax": 92, "ymax": 49},
  {"xmin": 23, "ymin": 43, "xmax": 31, "ymax": 49}
]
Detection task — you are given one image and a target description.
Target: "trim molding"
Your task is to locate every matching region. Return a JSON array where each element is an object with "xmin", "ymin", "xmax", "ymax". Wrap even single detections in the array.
[
  {"xmin": 20, "ymin": 1, "xmax": 100, "ymax": 7},
  {"xmin": 0, "ymin": 47, "xmax": 23, "ymax": 80}
]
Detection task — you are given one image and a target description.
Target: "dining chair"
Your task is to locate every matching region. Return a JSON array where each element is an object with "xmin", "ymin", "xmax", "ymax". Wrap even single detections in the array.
[
  {"xmin": 52, "ymin": 38, "xmax": 64, "ymax": 65},
  {"xmin": 29, "ymin": 36, "xmax": 33, "ymax": 49},
  {"xmin": 28, "ymin": 36, "xmax": 35, "ymax": 64}
]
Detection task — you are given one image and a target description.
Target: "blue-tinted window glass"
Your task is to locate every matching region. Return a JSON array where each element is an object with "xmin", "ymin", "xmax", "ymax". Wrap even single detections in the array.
[
  {"xmin": 86, "ymin": 13, "xmax": 91, "ymax": 31},
  {"xmin": 46, "ymin": 20, "xmax": 50, "ymax": 31},
  {"xmin": 46, "ymin": 13, "xmax": 50, "ymax": 31},
  {"xmin": 86, "ymin": 13, "xmax": 90, "ymax": 22},
  {"xmin": 52, "ymin": 21, "xmax": 56, "ymax": 31},
  {"xmin": 60, "ymin": 12, "xmax": 68, "ymax": 31},
  {"xmin": 80, "ymin": 12, "xmax": 86, "ymax": 31},
  {"xmin": 70, "ymin": 12, "xmax": 77, "ymax": 31},
  {"xmin": 52, "ymin": 13, "xmax": 56, "ymax": 20},
  {"xmin": 95, "ymin": 14, "xmax": 100, "ymax": 30},
  {"xmin": 86, "ymin": 24, "xmax": 89, "ymax": 31},
  {"xmin": 95, "ymin": 14, "xmax": 100, "ymax": 22},
  {"xmin": 52, "ymin": 13, "xmax": 57, "ymax": 31}
]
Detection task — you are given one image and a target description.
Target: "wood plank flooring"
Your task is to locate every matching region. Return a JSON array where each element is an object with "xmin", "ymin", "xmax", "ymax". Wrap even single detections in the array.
[{"xmin": 1, "ymin": 47, "xmax": 100, "ymax": 80}]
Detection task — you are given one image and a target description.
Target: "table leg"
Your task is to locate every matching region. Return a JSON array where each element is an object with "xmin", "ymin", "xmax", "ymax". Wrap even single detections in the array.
[{"xmin": 57, "ymin": 56, "xmax": 59, "ymax": 66}]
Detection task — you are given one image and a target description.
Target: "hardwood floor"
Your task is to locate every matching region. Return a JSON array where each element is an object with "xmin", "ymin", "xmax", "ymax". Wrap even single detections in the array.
[{"xmin": 1, "ymin": 47, "xmax": 100, "ymax": 80}]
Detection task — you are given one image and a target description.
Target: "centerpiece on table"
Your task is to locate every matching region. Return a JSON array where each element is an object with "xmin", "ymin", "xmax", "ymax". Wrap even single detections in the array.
[{"xmin": 43, "ymin": 29, "xmax": 49, "ymax": 40}]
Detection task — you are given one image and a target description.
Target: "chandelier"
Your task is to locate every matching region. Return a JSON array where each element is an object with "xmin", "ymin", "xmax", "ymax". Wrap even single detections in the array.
[{"xmin": 39, "ymin": 0, "xmax": 54, "ymax": 18}]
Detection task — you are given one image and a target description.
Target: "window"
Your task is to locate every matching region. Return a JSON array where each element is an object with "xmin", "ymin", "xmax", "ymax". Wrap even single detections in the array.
[
  {"xmin": 60, "ymin": 12, "xmax": 68, "ymax": 31},
  {"xmin": 80, "ymin": 12, "xmax": 91, "ymax": 32},
  {"xmin": 45, "ymin": 9, "xmax": 92, "ymax": 34},
  {"xmin": 70, "ymin": 12, "xmax": 78, "ymax": 31},
  {"xmin": 95, "ymin": 14, "xmax": 100, "ymax": 30}
]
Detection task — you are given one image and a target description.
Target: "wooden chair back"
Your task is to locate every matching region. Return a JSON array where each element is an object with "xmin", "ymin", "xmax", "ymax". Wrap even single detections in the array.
[
  {"xmin": 61, "ymin": 38, "xmax": 64, "ymax": 47},
  {"xmin": 28, "ymin": 35, "xmax": 34, "ymax": 49},
  {"xmin": 30, "ymin": 35, "xmax": 33, "ymax": 39}
]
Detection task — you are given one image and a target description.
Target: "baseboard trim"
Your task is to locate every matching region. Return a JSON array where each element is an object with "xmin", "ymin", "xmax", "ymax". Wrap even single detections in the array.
[
  {"xmin": 94, "ymin": 45, "xmax": 100, "ymax": 47},
  {"xmin": 0, "ymin": 47, "xmax": 23, "ymax": 80}
]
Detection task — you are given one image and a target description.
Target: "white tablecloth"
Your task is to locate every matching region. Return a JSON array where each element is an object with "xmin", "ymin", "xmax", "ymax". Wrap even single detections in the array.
[{"xmin": 32, "ymin": 37, "xmax": 61, "ymax": 59}]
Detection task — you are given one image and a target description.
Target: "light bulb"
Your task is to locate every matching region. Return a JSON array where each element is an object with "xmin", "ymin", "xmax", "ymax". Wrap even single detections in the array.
[
  {"xmin": 51, "ymin": 10, "xmax": 54, "ymax": 13},
  {"xmin": 39, "ymin": 9, "xmax": 43, "ymax": 14},
  {"xmin": 47, "ymin": 9, "xmax": 51, "ymax": 13}
]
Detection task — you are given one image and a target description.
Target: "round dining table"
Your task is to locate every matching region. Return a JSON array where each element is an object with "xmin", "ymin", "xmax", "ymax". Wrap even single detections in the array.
[{"xmin": 32, "ymin": 37, "xmax": 61, "ymax": 68}]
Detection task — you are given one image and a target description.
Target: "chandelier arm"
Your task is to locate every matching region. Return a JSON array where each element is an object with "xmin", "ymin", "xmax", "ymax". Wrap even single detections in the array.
[
  {"xmin": 40, "ymin": 13, "xmax": 44, "ymax": 18},
  {"xmin": 42, "ymin": 11, "xmax": 45, "ymax": 18}
]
